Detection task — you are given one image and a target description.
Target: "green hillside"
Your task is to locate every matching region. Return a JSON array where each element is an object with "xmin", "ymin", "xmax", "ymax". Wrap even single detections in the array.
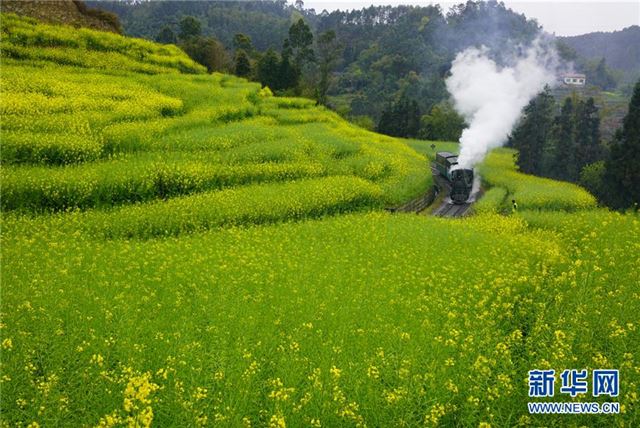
[
  {"xmin": 1, "ymin": 13, "xmax": 429, "ymax": 225},
  {"xmin": 1, "ymin": 14, "xmax": 639, "ymax": 427}
]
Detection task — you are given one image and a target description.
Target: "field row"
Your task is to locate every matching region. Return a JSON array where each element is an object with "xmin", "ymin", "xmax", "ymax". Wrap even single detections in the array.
[
  {"xmin": 479, "ymin": 149, "xmax": 597, "ymax": 211},
  {"xmin": 1, "ymin": 13, "xmax": 205, "ymax": 74},
  {"xmin": 1, "ymin": 159, "xmax": 328, "ymax": 212},
  {"xmin": 3, "ymin": 176, "xmax": 383, "ymax": 239}
]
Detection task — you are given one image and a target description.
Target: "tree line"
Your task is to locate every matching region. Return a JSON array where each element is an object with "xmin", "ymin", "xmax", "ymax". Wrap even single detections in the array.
[
  {"xmin": 155, "ymin": 15, "xmax": 341, "ymax": 106},
  {"xmin": 511, "ymin": 81, "xmax": 640, "ymax": 210}
]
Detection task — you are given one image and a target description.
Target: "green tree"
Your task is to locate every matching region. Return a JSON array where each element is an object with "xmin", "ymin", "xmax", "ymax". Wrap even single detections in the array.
[
  {"xmin": 376, "ymin": 95, "xmax": 421, "ymax": 138},
  {"xmin": 377, "ymin": 105, "xmax": 396, "ymax": 136},
  {"xmin": 590, "ymin": 57, "xmax": 616, "ymax": 91},
  {"xmin": 406, "ymin": 99, "xmax": 421, "ymax": 137},
  {"xmin": 179, "ymin": 16, "xmax": 201, "ymax": 40},
  {"xmin": 511, "ymin": 87, "xmax": 554, "ymax": 175},
  {"xmin": 579, "ymin": 161, "xmax": 606, "ymax": 202},
  {"xmin": 548, "ymin": 97, "xmax": 576, "ymax": 181},
  {"xmin": 279, "ymin": 52, "xmax": 300, "ymax": 91},
  {"xmin": 156, "ymin": 26, "xmax": 176, "ymax": 44},
  {"xmin": 575, "ymin": 97, "xmax": 602, "ymax": 175},
  {"xmin": 604, "ymin": 80, "xmax": 640, "ymax": 209},
  {"xmin": 287, "ymin": 18, "xmax": 314, "ymax": 70},
  {"xmin": 317, "ymin": 30, "xmax": 342, "ymax": 105},
  {"xmin": 234, "ymin": 49, "xmax": 252, "ymax": 78},
  {"xmin": 257, "ymin": 48, "xmax": 280, "ymax": 90},
  {"xmin": 418, "ymin": 102, "xmax": 465, "ymax": 141},
  {"xmin": 233, "ymin": 33, "xmax": 253, "ymax": 53},
  {"xmin": 181, "ymin": 36, "xmax": 227, "ymax": 72}
]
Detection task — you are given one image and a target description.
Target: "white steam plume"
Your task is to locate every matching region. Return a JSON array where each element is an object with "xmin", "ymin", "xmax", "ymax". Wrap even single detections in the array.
[{"xmin": 446, "ymin": 39, "xmax": 558, "ymax": 168}]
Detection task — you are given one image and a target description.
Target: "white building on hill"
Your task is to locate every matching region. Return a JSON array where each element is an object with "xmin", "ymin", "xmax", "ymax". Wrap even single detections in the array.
[{"xmin": 561, "ymin": 73, "xmax": 586, "ymax": 86}]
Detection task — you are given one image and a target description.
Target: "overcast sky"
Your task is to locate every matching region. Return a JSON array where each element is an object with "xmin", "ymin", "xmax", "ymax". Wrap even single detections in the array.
[{"xmin": 302, "ymin": 1, "xmax": 640, "ymax": 36}]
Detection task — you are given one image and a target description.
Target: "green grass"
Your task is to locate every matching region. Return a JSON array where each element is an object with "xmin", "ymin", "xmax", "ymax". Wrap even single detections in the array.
[
  {"xmin": 405, "ymin": 139, "xmax": 459, "ymax": 161},
  {"xmin": 1, "ymin": 13, "xmax": 639, "ymax": 428}
]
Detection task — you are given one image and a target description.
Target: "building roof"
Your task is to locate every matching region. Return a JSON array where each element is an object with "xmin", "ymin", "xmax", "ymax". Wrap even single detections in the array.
[{"xmin": 562, "ymin": 73, "xmax": 586, "ymax": 79}]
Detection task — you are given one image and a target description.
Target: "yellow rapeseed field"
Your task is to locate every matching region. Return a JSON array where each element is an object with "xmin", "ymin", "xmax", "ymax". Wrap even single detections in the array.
[{"xmin": 1, "ymin": 12, "xmax": 638, "ymax": 427}]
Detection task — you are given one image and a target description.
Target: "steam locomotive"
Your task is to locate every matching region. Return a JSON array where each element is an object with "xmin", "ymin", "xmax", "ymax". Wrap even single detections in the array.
[{"xmin": 434, "ymin": 152, "xmax": 474, "ymax": 204}]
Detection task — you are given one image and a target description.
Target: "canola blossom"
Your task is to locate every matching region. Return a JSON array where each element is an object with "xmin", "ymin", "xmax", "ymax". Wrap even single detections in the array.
[{"xmin": 2, "ymin": 212, "xmax": 638, "ymax": 426}]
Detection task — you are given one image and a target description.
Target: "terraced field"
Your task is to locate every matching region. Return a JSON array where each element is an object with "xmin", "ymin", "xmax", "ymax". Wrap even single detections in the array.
[
  {"xmin": 1, "ymin": 13, "xmax": 639, "ymax": 428},
  {"xmin": 1, "ymin": 14, "xmax": 429, "ymax": 224}
]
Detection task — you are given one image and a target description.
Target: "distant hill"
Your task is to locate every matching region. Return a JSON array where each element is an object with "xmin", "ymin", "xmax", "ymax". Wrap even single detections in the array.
[
  {"xmin": 559, "ymin": 26, "xmax": 640, "ymax": 73},
  {"xmin": 1, "ymin": 0, "xmax": 121, "ymax": 33}
]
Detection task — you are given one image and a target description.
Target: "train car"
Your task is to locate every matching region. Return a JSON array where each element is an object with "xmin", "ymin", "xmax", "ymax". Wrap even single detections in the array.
[
  {"xmin": 434, "ymin": 151, "xmax": 474, "ymax": 204},
  {"xmin": 434, "ymin": 152, "xmax": 458, "ymax": 180}
]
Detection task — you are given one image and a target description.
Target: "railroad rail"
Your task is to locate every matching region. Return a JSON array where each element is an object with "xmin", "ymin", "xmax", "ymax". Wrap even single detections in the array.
[
  {"xmin": 385, "ymin": 164, "xmax": 479, "ymax": 217},
  {"xmin": 385, "ymin": 187, "xmax": 436, "ymax": 214},
  {"xmin": 432, "ymin": 200, "xmax": 472, "ymax": 217}
]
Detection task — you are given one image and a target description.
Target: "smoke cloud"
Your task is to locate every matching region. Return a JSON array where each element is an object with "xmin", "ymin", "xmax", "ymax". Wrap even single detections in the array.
[{"xmin": 445, "ymin": 39, "xmax": 558, "ymax": 168}]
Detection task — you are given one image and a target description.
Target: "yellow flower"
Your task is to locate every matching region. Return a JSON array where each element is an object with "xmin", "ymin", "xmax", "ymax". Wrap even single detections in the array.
[
  {"xmin": 193, "ymin": 387, "xmax": 208, "ymax": 401},
  {"xmin": 330, "ymin": 366, "xmax": 342, "ymax": 379},
  {"xmin": 90, "ymin": 354, "xmax": 104, "ymax": 367},
  {"xmin": 367, "ymin": 365, "xmax": 379, "ymax": 379},
  {"xmin": 269, "ymin": 414, "xmax": 286, "ymax": 428},
  {"xmin": 195, "ymin": 414, "xmax": 208, "ymax": 427}
]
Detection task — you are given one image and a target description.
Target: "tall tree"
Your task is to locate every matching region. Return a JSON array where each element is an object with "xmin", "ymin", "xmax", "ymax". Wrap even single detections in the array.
[
  {"xmin": 418, "ymin": 102, "xmax": 465, "ymax": 141},
  {"xmin": 278, "ymin": 49, "xmax": 300, "ymax": 90},
  {"xmin": 178, "ymin": 16, "xmax": 202, "ymax": 40},
  {"xmin": 548, "ymin": 97, "xmax": 576, "ymax": 181},
  {"xmin": 316, "ymin": 30, "xmax": 342, "ymax": 105},
  {"xmin": 181, "ymin": 36, "xmax": 228, "ymax": 72},
  {"xmin": 233, "ymin": 33, "xmax": 253, "ymax": 53},
  {"xmin": 377, "ymin": 106, "xmax": 394, "ymax": 135},
  {"xmin": 257, "ymin": 48, "xmax": 281, "ymax": 90},
  {"xmin": 574, "ymin": 97, "xmax": 602, "ymax": 175},
  {"xmin": 287, "ymin": 18, "xmax": 315, "ymax": 70},
  {"xmin": 376, "ymin": 95, "xmax": 421, "ymax": 138},
  {"xmin": 406, "ymin": 99, "xmax": 421, "ymax": 138},
  {"xmin": 604, "ymin": 80, "xmax": 640, "ymax": 209},
  {"xmin": 511, "ymin": 87, "xmax": 554, "ymax": 175},
  {"xmin": 234, "ymin": 49, "xmax": 252, "ymax": 78},
  {"xmin": 156, "ymin": 26, "xmax": 176, "ymax": 44},
  {"xmin": 590, "ymin": 57, "xmax": 616, "ymax": 91}
]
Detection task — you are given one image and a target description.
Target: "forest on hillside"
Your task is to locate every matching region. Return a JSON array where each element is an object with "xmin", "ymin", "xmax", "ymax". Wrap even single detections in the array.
[
  {"xmin": 560, "ymin": 25, "xmax": 640, "ymax": 74},
  {"xmin": 92, "ymin": 1, "xmax": 634, "ymax": 134}
]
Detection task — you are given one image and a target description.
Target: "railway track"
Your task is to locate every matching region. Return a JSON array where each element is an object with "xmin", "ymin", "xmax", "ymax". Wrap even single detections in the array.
[
  {"xmin": 386, "ymin": 164, "xmax": 478, "ymax": 217},
  {"xmin": 432, "ymin": 200, "xmax": 472, "ymax": 217},
  {"xmin": 430, "ymin": 165, "xmax": 476, "ymax": 218}
]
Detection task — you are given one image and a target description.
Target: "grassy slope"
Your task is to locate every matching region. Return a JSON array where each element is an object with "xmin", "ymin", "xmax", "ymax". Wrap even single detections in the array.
[
  {"xmin": 1, "ymin": 14, "xmax": 639, "ymax": 428},
  {"xmin": 1, "ymin": 13, "xmax": 430, "ymax": 223}
]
